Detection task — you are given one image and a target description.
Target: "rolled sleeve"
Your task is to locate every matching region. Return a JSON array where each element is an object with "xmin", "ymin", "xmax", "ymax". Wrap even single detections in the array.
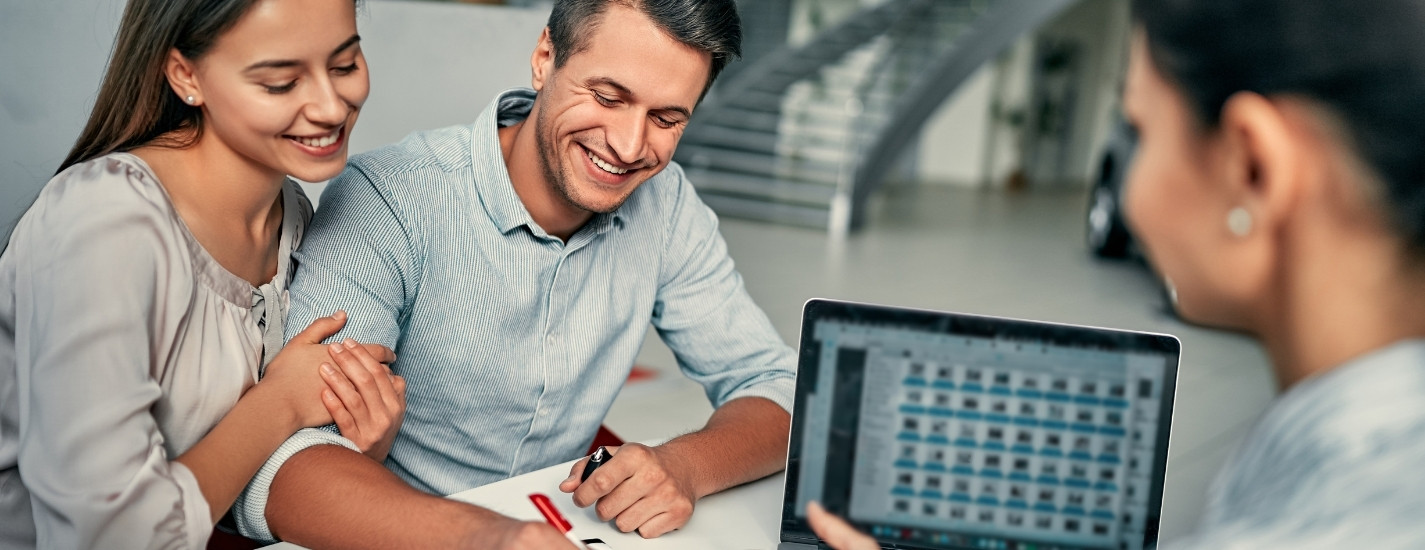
[
  {"xmin": 231, "ymin": 428, "xmax": 359, "ymax": 542},
  {"xmin": 652, "ymin": 167, "xmax": 798, "ymax": 415},
  {"xmin": 721, "ymin": 377, "xmax": 797, "ymax": 415}
]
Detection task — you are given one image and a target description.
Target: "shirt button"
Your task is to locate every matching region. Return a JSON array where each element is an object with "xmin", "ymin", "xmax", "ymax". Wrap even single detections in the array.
[{"xmin": 547, "ymin": 334, "xmax": 556, "ymax": 345}]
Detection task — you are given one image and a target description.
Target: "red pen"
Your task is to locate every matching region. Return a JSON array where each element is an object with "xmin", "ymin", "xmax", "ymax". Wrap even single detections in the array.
[{"xmin": 529, "ymin": 493, "xmax": 591, "ymax": 550}]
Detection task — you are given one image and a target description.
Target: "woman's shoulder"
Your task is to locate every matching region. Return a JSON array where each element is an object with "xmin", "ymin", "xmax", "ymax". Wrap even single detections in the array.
[
  {"xmin": 37, "ymin": 152, "xmax": 180, "ymax": 222},
  {"xmin": 12, "ymin": 152, "xmax": 189, "ymax": 263}
]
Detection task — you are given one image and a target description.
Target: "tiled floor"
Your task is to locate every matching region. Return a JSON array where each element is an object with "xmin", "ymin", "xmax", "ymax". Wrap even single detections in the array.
[{"xmin": 607, "ymin": 183, "xmax": 1277, "ymax": 543}]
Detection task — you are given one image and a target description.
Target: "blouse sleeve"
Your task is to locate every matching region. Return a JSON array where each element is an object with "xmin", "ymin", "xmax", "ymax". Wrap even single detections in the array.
[{"xmin": 11, "ymin": 158, "xmax": 211, "ymax": 549}]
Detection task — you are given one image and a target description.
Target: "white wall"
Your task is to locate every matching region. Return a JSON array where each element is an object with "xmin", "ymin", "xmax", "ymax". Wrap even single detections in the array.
[
  {"xmin": 0, "ymin": 0, "xmax": 129, "ymax": 227},
  {"xmin": 1032, "ymin": 0, "xmax": 1131, "ymax": 186},
  {"xmin": 342, "ymin": 1, "xmax": 549, "ymax": 156},
  {"xmin": 914, "ymin": 64, "xmax": 996, "ymax": 185},
  {"xmin": 0, "ymin": 0, "xmax": 550, "ymax": 223},
  {"xmin": 913, "ymin": 0, "xmax": 1130, "ymax": 188}
]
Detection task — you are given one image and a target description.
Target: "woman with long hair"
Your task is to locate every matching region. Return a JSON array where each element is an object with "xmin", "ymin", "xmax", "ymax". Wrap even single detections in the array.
[
  {"xmin": 0, "ymin": 0, "xmax": 405, "ymax": 546},
  {"xmin": 808, "ymin": 0, "xmax": 1425, "ymax": 547}
]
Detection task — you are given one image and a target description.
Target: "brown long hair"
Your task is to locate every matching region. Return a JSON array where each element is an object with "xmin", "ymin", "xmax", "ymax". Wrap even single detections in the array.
[{"xmin": 57, "ymin": 0, "xmax": 259, "ymax": 174}]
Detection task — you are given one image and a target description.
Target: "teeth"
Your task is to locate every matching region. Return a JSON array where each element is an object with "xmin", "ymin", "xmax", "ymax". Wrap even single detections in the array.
[
  {"xmin": 295, "ymin": 132, "xmax": 338, "ymax": 148},
  {"xmin": 587, "ymin": 150, "xmax": 629, "ymax": 175}
]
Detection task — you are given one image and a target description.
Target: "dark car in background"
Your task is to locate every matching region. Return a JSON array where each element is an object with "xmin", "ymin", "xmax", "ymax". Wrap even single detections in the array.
[
  {"xmin": 1084, "ymin": 118, "xmax": 1183, "ymax": 316},
  {"xmin": 1086, "ymin": 116, "xmax": 1138, "ymax": 258}
]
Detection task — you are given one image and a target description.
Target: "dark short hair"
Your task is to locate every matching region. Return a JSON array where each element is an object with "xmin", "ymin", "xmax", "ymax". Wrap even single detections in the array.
[
  {"xmin": 546, "ymin": 0, "xmax": 741, "ymax": 99},
  {"xmin": 1133, "ymin": 0, "xmax": 1425, "ymax": 253}
]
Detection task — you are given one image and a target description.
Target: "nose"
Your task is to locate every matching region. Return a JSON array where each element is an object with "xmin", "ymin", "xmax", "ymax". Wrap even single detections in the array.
[
  {"xmin": 304, "ymin": 75, "xmax": 349, "ymax": 128},
  {"xmin": 606, "ymin": 108, "xmax": 647, "ymax": 165}
]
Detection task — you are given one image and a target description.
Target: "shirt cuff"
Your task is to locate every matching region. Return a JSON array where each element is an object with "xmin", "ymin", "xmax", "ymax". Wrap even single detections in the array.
[
  {"xmin": 722, "ymin": 375, "xmax": 796, "ymax": 415},
  {"xmin": 232, "ymin": 428, "xmax": 360, "ymax": 542},
  {"xmin": 169, "ymin": 461, "xmax": 214, "ymax": 549}
]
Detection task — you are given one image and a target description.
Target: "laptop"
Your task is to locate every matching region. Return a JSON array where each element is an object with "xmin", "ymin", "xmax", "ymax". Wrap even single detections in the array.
[{"xmin": 779, "ymin": 299, "xmax": 1180, "ymax": 550}]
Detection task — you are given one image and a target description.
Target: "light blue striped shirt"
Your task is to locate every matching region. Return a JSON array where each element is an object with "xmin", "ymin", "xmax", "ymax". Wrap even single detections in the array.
[
  {"xmin": 1166, "ymin": 340, "xmax": 1425, "ymax": 549},
  {"xmin": 233, "ymin": 88, "xmax": 797, "ymax": 541}
]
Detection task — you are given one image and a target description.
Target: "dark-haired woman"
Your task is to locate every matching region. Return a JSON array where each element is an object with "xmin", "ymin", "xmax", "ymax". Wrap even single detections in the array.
[
  {"xmin": 809, "ymin": 0, "xmax": 1425, "ymax": 547},
  {"xmin": 0, "ymin": 0, "xmax": 405, "ymax": 547}
]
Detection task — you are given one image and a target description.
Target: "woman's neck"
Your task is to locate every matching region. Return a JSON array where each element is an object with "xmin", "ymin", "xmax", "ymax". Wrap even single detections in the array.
[
  {"xmin": 147, "ymin": 132, "xmax": 285, "ymax": 233},
  {"xmin": 132, "ymin": 130, "xmax": 286, "ymax": 285},
  {"xmin": 1256, "ymin": 222, "xmax": 1425, "ymax": 390}
]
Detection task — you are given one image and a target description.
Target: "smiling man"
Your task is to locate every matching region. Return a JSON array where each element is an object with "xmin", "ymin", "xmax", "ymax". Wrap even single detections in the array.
[{"xmin": 228, "ymin": 1, "xmax": 797, "ymax": 548}]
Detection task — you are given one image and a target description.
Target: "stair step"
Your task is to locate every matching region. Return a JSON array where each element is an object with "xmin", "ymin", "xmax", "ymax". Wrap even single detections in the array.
[
  {"xmin": 680, "ymin": 125, "xmax": 780, "ymax": 154},
  {"xmin": 685, "ymin": 169, "xmax": 838, "ymax": 206},
  {"xmin": 675, "ymin": 145, "xmax": 842, "ymax": 185},
  {"xmin": 724, "ymin": 89, "xmax": 787, "ymax": 113},
  {"xmin": 698, "ymin": 193, "xmax": 831, "ymax": 230}
]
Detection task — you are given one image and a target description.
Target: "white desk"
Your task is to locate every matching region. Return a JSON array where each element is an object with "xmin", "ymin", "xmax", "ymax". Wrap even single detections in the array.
[{"xmin": 266, "ymin": 458, "xmax": 786, "ymax": 550}]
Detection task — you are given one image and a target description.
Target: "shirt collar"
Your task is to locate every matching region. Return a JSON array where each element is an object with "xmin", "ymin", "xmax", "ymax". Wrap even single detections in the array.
[{"xmin": 469, "ymin": 87, "xmax": 624, "ymax": 237}]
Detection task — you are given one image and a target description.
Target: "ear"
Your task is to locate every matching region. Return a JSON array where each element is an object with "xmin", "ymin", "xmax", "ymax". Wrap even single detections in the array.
[
  {"xmin": 1206, "ymin": 91, "xmax": 1307, "ymax": 322},
  {"xmin": 165, "ymin": 49, "xmax": 202, "ymax": 106},
  {"xmin": 1216, "ymin": 91, "xmax": 1306, "ymax": 238},
  {"xmin": 531, "ymin": 27, "xmax": 556, "ymax": 92}
]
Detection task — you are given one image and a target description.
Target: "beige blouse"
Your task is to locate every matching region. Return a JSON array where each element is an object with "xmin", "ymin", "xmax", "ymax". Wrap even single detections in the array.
[{"xmin": 0, "ymin": 153, "xmax": 310, "ymax": 549}]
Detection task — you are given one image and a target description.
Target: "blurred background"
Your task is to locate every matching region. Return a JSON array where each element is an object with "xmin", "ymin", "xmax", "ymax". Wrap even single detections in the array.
[{"xmin": 0, "ymin": 0, "xmax": 1274, "ymax": 542}]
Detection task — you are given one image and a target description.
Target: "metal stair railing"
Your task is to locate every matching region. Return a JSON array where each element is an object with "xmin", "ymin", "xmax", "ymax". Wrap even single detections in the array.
[
  {"xmin": 677, "ymin": 0, "xmax": 1079, "ymax": 231},
  {"xmin": 845, "ymin": 0, "xmax": 1077, "ymax": 230}
]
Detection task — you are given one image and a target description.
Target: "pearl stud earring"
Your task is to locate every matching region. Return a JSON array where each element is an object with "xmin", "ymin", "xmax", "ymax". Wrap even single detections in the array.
[
  {"xmin": 1227, "ymin": 207, "xmax": 1252, "ymax": 237},
  {"xmin": 185, "ymin": 95, "xmax": 196, "ymax": 105}
]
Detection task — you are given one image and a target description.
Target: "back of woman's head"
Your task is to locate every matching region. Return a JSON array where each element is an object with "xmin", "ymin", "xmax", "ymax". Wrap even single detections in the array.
[
  {"xmin": 58, "ymin": 0, "xmax": 258, "ymax": 174},
  {"xmin": 1134, "ymin": 0, "xmax": 1425, "ymax": 252}
]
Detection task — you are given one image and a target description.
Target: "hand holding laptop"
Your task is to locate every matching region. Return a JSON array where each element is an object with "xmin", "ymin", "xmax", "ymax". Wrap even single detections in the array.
[{"xmin": 807, "ymin": 501, "xmax": 878, "ymax": 550}]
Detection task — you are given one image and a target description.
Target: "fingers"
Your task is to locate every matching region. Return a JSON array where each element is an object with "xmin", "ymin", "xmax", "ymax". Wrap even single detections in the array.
[
  {"xmin": 560, "ymin": 456, "xmax": 591, "ymax": 493},
  {"xmin": 392, "ymin": 374, "xmax": 406, "ymax": 400},
  {"xmin": 321, "ymin": 360, "xmax": 368, "ymax": 422},
  {"xmin": 572, "ymin": 445, "xmax": 634, "ymax": 508},
  {"xmin": 615, "ymin": 492, "xmax": 691, "ymax": 537},
  {"xmin": 292, "ymin": 310, "xmax": 347, "ymax": 344},
  {"xmin": 323, "ymin": 388, "xmax": 358, "ymax": 435},
  {"xmin": 508, "ymin": 521, "xmax": 582, "ymax": 550},
  {"xmin": 332, "ymin": 340, "xmax": 400, "ymax": 411},
  {"xmin": 636, "ymin": 511, "xmax": 685, "ymax": 539},
  {"xmin": 561, "ymin": 444, "xmax": 625, "ymax": 493},
  {"xmin": 807, "ymin": 501, "xmax": 877, "ymax": 550},
  {"xmin": 361, "ymin": 343, "xmax": 396, "ymax": 364}
]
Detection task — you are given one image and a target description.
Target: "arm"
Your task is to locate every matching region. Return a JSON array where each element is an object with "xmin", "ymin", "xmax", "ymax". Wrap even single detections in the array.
[
  {"xmin": 266, "ymin": 446, "xmax": 578, "ymax": 550},
  {"xmin": 559, "ymin": 168, "xmax": 797, "ymax": 537}
]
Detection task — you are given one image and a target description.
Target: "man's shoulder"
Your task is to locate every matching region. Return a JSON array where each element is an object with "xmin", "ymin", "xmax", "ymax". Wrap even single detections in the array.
[{"xmin": 347, "ymin": 124, "xmax": 475, "ymax": 183}]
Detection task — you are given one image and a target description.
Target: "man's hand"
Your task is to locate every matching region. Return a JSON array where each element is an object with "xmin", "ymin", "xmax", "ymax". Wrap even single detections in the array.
[
  {"xmin": 320, "ymin": 338, "xmax": 407, "ymax": 461},
  {"xmin": 474, "ymin": 515, "xmax": 583, "ymax": 550},
  {"xmin": 558, "ymin": 443, "xmax": 697, "ymax": 538},
  {"xmin": 806, "ymin": 501, "xmax": 878, "ymax": 550}
]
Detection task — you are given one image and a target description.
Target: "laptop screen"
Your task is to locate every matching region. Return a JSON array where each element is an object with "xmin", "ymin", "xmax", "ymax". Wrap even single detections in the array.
[{"xmin": 781, "ymin": 299, "xmax": 1180, "ymax": 550}]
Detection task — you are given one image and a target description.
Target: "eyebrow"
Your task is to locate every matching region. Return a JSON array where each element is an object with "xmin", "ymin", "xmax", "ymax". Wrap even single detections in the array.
[
  {"xmin": 587, "ymin": 77, "xmax": 693, "ymax": 119},
  {"xmin": 243, "ymin": 34, "xmax": 362, "ymax": 72}
]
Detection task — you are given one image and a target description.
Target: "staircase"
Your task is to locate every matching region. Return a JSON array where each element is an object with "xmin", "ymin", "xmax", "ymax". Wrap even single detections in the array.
[{"xmin": 677, "ymin": 0, "xmax": 1077, "ymax": 231}]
